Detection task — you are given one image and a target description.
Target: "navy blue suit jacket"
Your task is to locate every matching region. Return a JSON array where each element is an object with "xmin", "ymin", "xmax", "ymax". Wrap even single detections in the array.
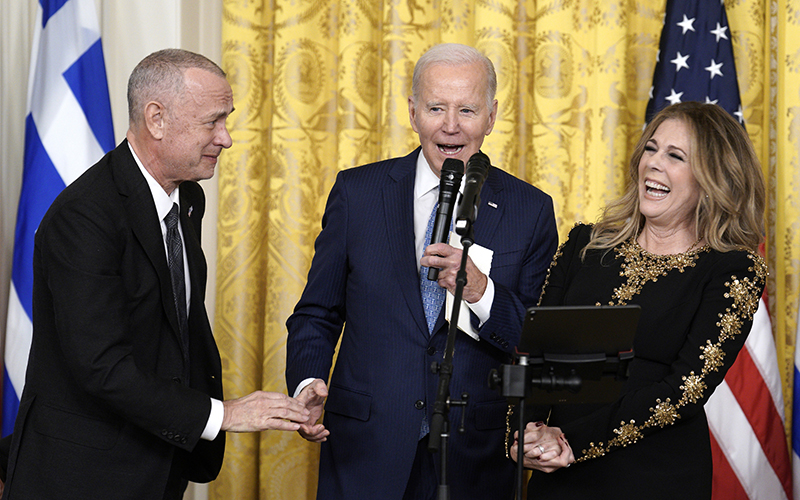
[{"xmin": 286, "ymin": 148, "xmax": 557, "ymax": 499}]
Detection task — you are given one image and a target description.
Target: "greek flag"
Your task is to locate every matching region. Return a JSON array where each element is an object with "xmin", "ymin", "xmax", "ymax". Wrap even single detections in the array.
[{"xmin": 3, "ymin": 0, "xmax": 114, "ymax": 436}]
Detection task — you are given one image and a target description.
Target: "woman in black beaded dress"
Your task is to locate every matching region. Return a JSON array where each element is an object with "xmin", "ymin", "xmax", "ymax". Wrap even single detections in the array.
[{"xmin": 509, "ymin": 102, "xmax": 767, "ymax": 500}]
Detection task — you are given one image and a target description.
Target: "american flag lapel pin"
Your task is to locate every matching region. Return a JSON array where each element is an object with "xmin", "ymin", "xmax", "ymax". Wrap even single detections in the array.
[{"xmin": 188, "ymin": 206, "xmax": 193, "ymax": 217}]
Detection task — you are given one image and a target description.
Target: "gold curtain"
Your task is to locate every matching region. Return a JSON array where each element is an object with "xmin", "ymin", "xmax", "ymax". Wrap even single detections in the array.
[{"xmin": 213, "ymin": 0, "xmax": 800, "ymax": 498}]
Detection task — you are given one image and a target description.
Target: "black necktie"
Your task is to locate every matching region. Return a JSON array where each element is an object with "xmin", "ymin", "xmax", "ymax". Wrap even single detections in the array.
[{"xmin": 165, "ymin": 203, "xmax": 190, "ymax": 383}]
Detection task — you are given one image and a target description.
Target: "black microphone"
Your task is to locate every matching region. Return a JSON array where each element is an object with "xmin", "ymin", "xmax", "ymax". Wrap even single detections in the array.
[
  {"xmin": 455, "ymin": 151, "xmax": 490, "ymax": 233},
  {"xmin": 427, "ymin": 158, "xmax": 464, "ymax": 280}
]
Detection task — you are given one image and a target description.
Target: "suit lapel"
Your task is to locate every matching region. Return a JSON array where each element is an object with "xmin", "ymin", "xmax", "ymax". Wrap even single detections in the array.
[
  {"xmin": 113, "ymin": 141, "xmax": 183, "ymax": 339},
  {"xmin": 179, "ymin": 190, "xmax": 206, "ymax": 304},
  {"xmin": 384, "ymin": 150, "xmax": 430, "ymax": 337},
  {"xmin": 179, "ymin": 187, "xmax": 220, "ymax": 376},
  {"xmin": 471, "ymin": 167, "xmax": 504, "ymax": 249}
]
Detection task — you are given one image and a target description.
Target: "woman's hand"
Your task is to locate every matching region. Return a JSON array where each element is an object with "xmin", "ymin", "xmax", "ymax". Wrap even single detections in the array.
[{"xmin": 509, "ymin": 421, "xmax": 574, "ymax": 473}]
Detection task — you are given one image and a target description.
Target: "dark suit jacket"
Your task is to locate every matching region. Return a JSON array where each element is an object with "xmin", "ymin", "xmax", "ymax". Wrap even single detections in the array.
[
  {"xmin": 2, "ymin": 141, "xmax": 224, "ymax": 499},
  {"xmin": 286, "ymin": 148, "xmax": 558, "ymax": 500}
]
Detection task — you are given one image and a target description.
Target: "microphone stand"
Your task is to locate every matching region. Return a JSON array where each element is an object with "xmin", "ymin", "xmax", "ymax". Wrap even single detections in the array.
[{"xmin": 428, "ymin": 224, "xmax": 474, "ymax": 500}]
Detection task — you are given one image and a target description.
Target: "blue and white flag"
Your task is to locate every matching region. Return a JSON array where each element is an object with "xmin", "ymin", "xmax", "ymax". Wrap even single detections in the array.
[
  {"xmin": 644, "ymin": 0, "xmax": 744, "ymax": 124},
  {"xmin": 3, "ymin": 0, "xmax": 114, "ymax": 436}
]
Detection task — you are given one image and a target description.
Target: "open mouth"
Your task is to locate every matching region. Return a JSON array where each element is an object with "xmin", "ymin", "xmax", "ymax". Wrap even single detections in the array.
[
  {"xmin": 645, "ymin": 180, "xmax": 670, "ymax": 198},
  {"xmin": 438, "ymin": 144, "xmax": 464, "ymax": 155}
]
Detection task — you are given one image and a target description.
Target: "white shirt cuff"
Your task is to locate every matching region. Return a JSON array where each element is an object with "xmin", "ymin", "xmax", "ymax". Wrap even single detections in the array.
[
  {"xmin": 467, "ymin": 277, "xmax": 494, "ymax": 328},
  {"xmin": 293, "ymin": 377, "xmax": 316, "ymax": 398},
  {"xmin": 201, "ymin": 398, "xmax": 224, "ymax": 441}
]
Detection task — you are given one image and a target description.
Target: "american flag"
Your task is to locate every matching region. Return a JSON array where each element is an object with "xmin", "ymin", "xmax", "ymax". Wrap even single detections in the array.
[
  {"xmin": 645, "ymin": 1, "xmax": 792, "ymax": 498},
  {"xmin": 645, "ymin": 0, "xmax": 743, "ymax": 123}
]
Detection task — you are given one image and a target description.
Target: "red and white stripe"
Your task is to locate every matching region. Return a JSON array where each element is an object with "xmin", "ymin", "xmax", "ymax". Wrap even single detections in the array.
[{"xmin": 706, "ymin": 296, "xmax": 792, "ymax": 499}]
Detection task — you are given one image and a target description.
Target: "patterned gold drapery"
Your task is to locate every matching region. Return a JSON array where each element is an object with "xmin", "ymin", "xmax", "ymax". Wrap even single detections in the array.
[{"xmin": 213, "ymin": 1, "xmax": 800, "ymax": 498}]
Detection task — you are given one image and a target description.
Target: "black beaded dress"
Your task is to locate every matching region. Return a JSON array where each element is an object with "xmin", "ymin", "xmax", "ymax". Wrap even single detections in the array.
[{"xmin": 521, "ymin": 224, "xmax": 767, "ymax": 500}]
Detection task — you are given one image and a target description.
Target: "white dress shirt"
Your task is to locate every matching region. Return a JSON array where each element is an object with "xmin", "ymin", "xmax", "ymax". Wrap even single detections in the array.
[
  {"xmin": 413, "ymin": 152, "xmax": 494, "ymax": 325},
  {"xmin": 129, "ymin": 143, "xmax": 223, "ymax": 441}
]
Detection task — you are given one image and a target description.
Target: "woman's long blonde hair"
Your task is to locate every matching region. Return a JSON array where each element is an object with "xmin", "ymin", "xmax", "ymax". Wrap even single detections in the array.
[{"xmin": 583, "ymin": 101, "xmax": 765, "ymax": 256}]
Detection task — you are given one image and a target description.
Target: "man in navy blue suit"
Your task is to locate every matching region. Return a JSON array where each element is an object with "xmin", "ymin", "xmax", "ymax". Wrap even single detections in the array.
[{"xmin": 286, "ymin": 43, "xmax": 558, "ymax": 499}]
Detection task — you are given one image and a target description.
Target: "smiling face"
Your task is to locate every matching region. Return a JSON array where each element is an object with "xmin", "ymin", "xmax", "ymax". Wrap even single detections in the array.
[
  {"xmin": 160, "ymin": 67, "xmax": 233, "ymax": 186},
  {"xmin": 638, "ymin": 118, "xmax": 702, "ymax": 231},
  {"xmin": 408, "ymin": 62, "xmax": 497, "ymax": 177}
]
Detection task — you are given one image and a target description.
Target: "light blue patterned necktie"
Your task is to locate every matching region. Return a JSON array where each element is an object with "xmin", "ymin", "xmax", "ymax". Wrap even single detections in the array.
[{"xmin": 419, "ymin": 200, "xmax": 446, "ymax": 334}]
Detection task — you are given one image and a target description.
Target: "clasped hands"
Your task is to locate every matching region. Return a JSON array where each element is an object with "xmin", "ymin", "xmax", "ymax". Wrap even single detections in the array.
[
  {"xmin": 295, "ymin": 378, "xmax": 330, "ymax": 442},
  {"xmin": 220, "ymin": 390, "xmax": 312, "ymax": 433},
  {"xmin": 509, "ymin": 421, "xmax": 574, "ymax": 473}
]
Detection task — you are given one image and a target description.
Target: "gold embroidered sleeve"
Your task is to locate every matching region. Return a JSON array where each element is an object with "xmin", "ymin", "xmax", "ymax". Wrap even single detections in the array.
[{"xmin": 574, "ymin": 251, "xmax": 767, "ymax": 463}]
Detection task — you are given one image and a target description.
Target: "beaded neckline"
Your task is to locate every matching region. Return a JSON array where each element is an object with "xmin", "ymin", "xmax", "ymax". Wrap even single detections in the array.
[{"xmin": 604, "ymin": 237, "xmax": 710, "ymax": 305}]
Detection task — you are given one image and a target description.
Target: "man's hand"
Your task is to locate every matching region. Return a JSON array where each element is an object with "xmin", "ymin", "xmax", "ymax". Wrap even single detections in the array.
[
  {"xmin": 296, "ymin": 379, "xmax": 330, "ymax": 443},
  {"xmin": 421, "ymin": 243, "xmax": 487, "ymax": 303},
  {"xmin": 221, "ymin": 391, "xmax": 310, "ymax": 433}
]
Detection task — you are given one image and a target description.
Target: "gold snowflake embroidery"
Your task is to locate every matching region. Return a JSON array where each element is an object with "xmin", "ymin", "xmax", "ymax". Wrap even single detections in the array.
[
  {"xmin": 725, "ymin": 276, "xmax": 761, "ymax": 319},
  {"xmin": 648, "ymin": 399, "xmax": 680, "ymax": 428},
  {"xmin": 700, "ymin": 341, "xmax": 725, "ymax": 374},
  {"xmin": 577, "ymin": 442, "xmax": 606, "ymax": 462},
  {"xmin": 680, "ymin": 372, "xmax": 706, "ymax": 405},
  {"xmin": 610, "ymin": 420, "xmax": 643, "ymax": 448},
  {"xmin": 716, "ymin": 310, "xmax": 742, "ymax": 342}
]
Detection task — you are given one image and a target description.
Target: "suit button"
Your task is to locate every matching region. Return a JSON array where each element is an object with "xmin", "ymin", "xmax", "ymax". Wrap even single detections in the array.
[
  {"xmin": 415, "ymin": 400, "xmax": 425, "ymax": 410},
  {"xmin": 172, "ymin": 377, "xmax": 181, "ymax": 384},
  {"xmin": 427, "ymin": 346, "xmax": 436, "ymax": 356}
]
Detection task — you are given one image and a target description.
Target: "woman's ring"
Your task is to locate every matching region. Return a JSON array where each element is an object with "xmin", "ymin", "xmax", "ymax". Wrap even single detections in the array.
[{"xmin": 537, "ymin": 445, "xmax": 545, "ymax": 454}]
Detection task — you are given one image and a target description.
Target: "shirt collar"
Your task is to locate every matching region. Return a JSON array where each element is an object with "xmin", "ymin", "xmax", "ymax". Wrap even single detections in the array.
[
  {"xmin": 414, "ymin": 151, "xmax": 467, "ymax": 199},
  {"xmin": 414, "ymin": 151, "xmax": 441, "ymax": 200},
  {"xmin": 128, "ymin": 142, "xmax": 180, "ymax": 221}
]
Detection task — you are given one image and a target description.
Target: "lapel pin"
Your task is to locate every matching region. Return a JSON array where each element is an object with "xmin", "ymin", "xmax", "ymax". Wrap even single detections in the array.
[
  {"xmin": 488, "ymin": 202, "xmax": 498, "ymax": 209},
  {"xmin": 188, "ymin": 206, "xmax": 193, "ymax": 217}
]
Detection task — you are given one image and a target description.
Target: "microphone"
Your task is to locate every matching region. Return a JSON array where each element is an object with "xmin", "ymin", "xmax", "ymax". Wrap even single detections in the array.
[
  {"xmin": 427, "ymin": 158, "xmax": 464, "ymax": 280},
  {"xmin": 455, "ymin": 151, "xmax": 490, "ymax": 234}
]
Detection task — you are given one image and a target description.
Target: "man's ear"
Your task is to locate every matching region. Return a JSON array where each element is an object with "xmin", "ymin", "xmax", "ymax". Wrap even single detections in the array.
[
  {"xmin": 144, "ymin": 101, "xmax": 166, "ymax": 140},
  {"xmin": 408, "ymin": 96, "xmax": 419, "ymax": 134}
]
